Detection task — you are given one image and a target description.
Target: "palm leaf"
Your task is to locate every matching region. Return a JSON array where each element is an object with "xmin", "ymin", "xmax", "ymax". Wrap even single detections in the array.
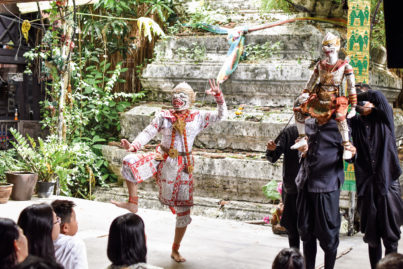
[{"xmin": 137, "ymin": 17, "xmax": 165, "ymax": 42}]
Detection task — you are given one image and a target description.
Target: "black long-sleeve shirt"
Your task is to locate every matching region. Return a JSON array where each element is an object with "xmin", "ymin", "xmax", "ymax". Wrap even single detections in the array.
[
  {"xmin": 265, "ymin": 125, "xmax": 300, "ymax": 194},
  {"xmin": 350, "ymin": 89, "xmax": 402, "ymax": 196},
  {"xmin": 297, "ymin": 118, "xmax": 346, "ymax": 193}
]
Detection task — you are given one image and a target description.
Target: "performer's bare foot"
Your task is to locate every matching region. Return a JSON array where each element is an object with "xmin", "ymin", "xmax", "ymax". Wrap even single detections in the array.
[
  {"xmin": 171, "ymin": 250, "xmax": 186, "ymax": 263},
  {"xmin": 110, "ymin": 200, "xmax": 138, "ymax": 213}
]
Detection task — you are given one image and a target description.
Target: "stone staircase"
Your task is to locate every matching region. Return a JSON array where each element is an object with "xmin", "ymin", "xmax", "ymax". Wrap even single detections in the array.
[{"xmin": 98, "ymin": 0, "xmax": 403, "ymax": 222}]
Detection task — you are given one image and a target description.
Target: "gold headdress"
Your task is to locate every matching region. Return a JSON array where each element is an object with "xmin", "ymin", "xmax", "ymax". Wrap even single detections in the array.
[{"xmin": 322, "ymin": 32, "xmax": 341, "ymax": 48}]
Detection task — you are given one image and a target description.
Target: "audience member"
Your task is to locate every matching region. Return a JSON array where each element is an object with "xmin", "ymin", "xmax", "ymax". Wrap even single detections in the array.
[
  {"xmin": 13, "ymin": 255, "xmax": 64, "ymax": 269},
  {"xmin": 106, "ymin": 213, "xmax": 162, "ymax": 269},
  {"xmin": 376, "ymin": 253, "xmax": 403, "ymax": 269},
  {"xmin": 0, "ymin": 218, "xmax": 28, "ymax": 269},
  {"xmin": 272, "ymin": 248, "xmax": 305, "ymax": 269},
  {"xmin": 51, "ymin": 200, "xmax": 88, "ymax": 269},
  {"xmin": 17, "ymin": 203, "xmax": 60, "ymax": 262}
]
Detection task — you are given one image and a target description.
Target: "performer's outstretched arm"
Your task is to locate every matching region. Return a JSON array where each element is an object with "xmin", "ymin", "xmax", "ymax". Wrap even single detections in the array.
[
  {"xmin": 200, "ymin": 79, "xmax": 228, "ymax": 129},
  {"xmin": 121, "ymin": 113, "xmax": 164, "ymax": 152}
]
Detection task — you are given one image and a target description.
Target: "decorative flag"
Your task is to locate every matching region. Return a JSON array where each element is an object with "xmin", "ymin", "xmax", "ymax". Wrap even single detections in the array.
[
  {"xmin": 347, "ymin": 0, "xmax": 371, "ymax": 84},
  {"xmin": 342, "ymin": 0, "xmax": 371, "ymax": 192}
]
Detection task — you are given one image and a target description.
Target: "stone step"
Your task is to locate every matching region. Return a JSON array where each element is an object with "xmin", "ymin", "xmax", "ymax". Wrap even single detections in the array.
[
  {"xmin": 120, "ymin": 103, "xmax": 292, "ymax": 152},
  {"xmin": 175, "ymin": 0, "xmax": 346, "ymax": 20},
  {"xmin": 174, "ymin": 0, "xmax": 261, "ymax": 14},
  {"xmin": 154, "ymin": 25, "xmax": 323, "ymax": 62},
  {"xmin": 173, "ymin": 0, "xmax": 281, "ymax": 25},
  {"xmin": 94, "ymin": 184, "xmax": 354, "ymax": 222},
  {"xmin": 99, "ymin": 146, "xmax": 357, "ymax": 221},
  {"xmin": 141, "ymin": 61, "xmax": 402, "ymax": 107},
  {"xmin": 102, "ymin": 145, "xmax": 283, "ymax": 204},
  {"xmin": 120, "ymin": 103, "xmax": 403, "ymax": 152},
  {"xmin": 94, "ymin": 184, "xmax": 277, "ymax": 222},
  {"xmin": 199, "ymin": 0, "xmax": 261, "ymax": 12},
  {"xmin": 142, "ymin": 60, "xmax": 313, "ymax": 107},
  {"xmin": 144, "ymin": 20, "xmax": 401, "ymax": 107}
]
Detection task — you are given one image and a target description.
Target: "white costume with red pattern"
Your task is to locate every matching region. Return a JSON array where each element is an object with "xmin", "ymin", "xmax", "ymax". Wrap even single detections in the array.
[{"xmin": 121, "ymin": 95, "xmax": 227, "ymax": 227}]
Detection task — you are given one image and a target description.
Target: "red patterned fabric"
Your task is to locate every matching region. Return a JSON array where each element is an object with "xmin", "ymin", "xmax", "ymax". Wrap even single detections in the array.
[
  {"xmin": 163, "ymin": 110, "xmax": 199, "ymax": 123},
  {"xmin": 123, "ymin": 153, "xmax": 158, "ymax": 183},
  {"xmin": 177, "ymin": 210, "xmax": 191, "ymax": 216}
]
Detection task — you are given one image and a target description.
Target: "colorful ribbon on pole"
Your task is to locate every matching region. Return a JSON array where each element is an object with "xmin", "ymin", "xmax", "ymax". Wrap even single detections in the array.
[{"xmin": 189, "ymin": 17, "xmax": 347, "ymax": 84}]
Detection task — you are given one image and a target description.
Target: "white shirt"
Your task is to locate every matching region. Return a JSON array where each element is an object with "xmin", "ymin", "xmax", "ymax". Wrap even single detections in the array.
[
  {"xmin": 107, "ymin": 263, "xmax": 163, "ymax": 269},
  {"xmin": 54, "ymin": 234, "xmax": 89, "ymax": 269}
]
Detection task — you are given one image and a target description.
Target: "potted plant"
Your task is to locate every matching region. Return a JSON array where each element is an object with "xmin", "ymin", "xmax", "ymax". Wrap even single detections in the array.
[
  {"xmin": 0, "ymin": 181, "xmax": 13, "ymax": 203},
  {"xmin": 9, "ymin": 128, "xmax": 74, "ymax": 198},
  {"xmin": 1, "ymin": 149, "xmax": 37, "ymax": 201}
]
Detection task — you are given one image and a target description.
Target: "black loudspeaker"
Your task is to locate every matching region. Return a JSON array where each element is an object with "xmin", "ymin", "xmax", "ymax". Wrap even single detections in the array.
[{"xmin": 383, "ymin": 0, "xmax": 403, "ymax": 68}]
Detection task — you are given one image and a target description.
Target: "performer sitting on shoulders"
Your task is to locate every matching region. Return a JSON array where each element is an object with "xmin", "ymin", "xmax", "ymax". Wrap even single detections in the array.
[{"xmin": 292, "ymin": 32, "xmax": 357, "ymax": 160}]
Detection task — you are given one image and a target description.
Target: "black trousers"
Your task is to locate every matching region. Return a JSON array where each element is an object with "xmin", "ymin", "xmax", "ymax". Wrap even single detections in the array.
[
  {"xmin": 297, "ymin": 188, "xmax": 341, "ymax": 269},
  {"xmin": 280, "ymin": 191, "xmax": 300, "ymax": 249},
  {"xmin": 357, "ymin": 180, "xmax": 403, "ymax": 269}
]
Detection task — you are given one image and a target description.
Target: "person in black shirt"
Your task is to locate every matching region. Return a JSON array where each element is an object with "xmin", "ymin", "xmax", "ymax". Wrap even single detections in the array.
[
  {"xmin": 296, "ymin": 117, "xmax": 356, "ymax": 269},
  {"xmin": 349, "ymin": 86, "xmax": 403, "ymax": 269},
  {"xmin": 266, "ymin": 125, "xmax": 301, "ymax": 249}
]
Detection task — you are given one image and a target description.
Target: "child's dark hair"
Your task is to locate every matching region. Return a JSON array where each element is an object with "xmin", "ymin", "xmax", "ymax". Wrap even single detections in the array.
[
  {"xmin": 51, "ymin": 200, "xmax": 76, "ymax": 225},
  {"xmin": 376, "ymin": 253, "xmax": 403, "ymax": 269},
  {"xmin": 107, "ymin": 213, "xmax": 147, "ymax": 266},
  {"xmin": 272, "ymin": 248, "xmax": 305, "ymax": 269}
]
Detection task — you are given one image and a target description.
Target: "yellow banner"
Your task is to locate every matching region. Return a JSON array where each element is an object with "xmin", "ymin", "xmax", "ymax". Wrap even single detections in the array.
[{"xmin": 347, "ymin": 0, "xmax": 371, "ymax": 84}]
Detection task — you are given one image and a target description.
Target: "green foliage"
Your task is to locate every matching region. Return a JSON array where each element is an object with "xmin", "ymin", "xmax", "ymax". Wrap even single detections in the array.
[
  {"xmin": 262, "ymin": 180, "xmax": 281, "ymax": 201},
  {"xmin": 185, "ymin": 2, "xmax": 230, "ymax": 27},
  {"xmin": 71, "ymin": 61, "xmax": 146, "ymax": 142},
  {"xmin": 82, "ymin": 0, "xmax": 172, "ymax": 57},
  {"xmin": 10, "ymin": 128, "xmax": 73, "ymax": 183},
  {"xmin": 39, "ymin": 58, "xmax": 146, "ymax": 185},
  {"xmin": 167, "ymin": 21, "xmax": 185, "ymax": 36},
  {"xmin": 370, "ymin": 0, "xmax": 385, "ymax": 49},
  {"xmin": 23, "ymin": 0, "xmax": 168, "ymax": 199},
  {"xmin": 141, "ymin": 0, "xmax": 174, "ymax": 22},
  {"xmin": 138, "ymin": 17, "xmax": 166, "ymax": 42},
  {"xmin": 8, "ymin": 128, "xmax": 105, "ymax": 198},
  {"xmin": 244, "ymin": 41, "xmax": 282, "ymax": 61},
  {"xmin": 173, "ymin": 43, "xmax": 206, "ymax": 63},
  {"xmin": 0, "ymin": 149, "xmax": 27, "ymax": 181},
  {"xmin": 260, "ymin": 0, "xmax": 292, "ymax": 13}
]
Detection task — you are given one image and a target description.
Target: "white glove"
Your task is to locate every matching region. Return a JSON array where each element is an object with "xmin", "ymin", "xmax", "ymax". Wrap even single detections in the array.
[{"xmin": 347, "ymin": 107, "xmax": 356, "ymax": 119}]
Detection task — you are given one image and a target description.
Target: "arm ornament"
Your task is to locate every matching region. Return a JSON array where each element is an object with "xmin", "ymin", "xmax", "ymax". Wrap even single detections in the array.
[
  {"xmin": 214, "ymin": 91, "xmax": 224, "ymax": 105},
  {"xmin": 349, "ymin": 94, "xmax": 358, "ymax": 106}
]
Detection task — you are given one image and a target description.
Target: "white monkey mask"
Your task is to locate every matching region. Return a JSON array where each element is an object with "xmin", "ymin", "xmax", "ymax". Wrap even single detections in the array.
[
  {"xmin": 322, "ymin": 32, "xmax": 340, "ymax": 61},
  {"xmin": 171, "ymin": 82, "xmax": 195, "ymax": 111}
]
